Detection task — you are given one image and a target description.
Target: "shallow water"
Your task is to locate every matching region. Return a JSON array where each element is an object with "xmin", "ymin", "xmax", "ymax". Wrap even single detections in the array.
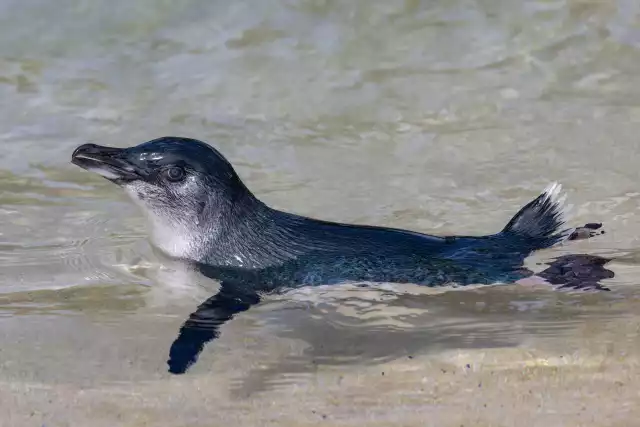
[{"xmin": 1, "ymin": 0, "xmax": 640, "ymax": 425}]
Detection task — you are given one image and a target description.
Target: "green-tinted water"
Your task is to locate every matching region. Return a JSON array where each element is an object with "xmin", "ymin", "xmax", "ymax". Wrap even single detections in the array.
[{"xmin": 1, "ymin": 1, "xmax": 640, "ymax": 425}]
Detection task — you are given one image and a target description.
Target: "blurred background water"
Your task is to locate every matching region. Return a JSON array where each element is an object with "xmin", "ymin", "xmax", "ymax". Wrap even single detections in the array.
[{"xmin": 1, "ymin": 1, "xmax": 640, "ymax": 426}]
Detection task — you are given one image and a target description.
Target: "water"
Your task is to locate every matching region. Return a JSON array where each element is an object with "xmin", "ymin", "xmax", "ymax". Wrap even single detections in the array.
[{"xmin": 1, "ymin": 0, "xmax": 640, "ymax": 425}]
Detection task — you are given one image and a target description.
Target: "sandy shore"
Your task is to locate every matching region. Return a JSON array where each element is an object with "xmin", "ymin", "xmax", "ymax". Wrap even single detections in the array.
[{"xmin": 2, "ymin": 285, "xmax": 639, "ymax": 427}]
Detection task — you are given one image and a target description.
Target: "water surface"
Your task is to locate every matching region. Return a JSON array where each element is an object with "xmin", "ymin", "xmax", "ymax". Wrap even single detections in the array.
[{"xmin": 1, "ymin": 1, "xmax": 640, "ymax": 426}]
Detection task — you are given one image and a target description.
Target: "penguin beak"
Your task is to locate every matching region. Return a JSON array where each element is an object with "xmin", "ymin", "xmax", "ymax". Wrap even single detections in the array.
[{"xmin": 71, "ymin": 143, "xmax": 141, "ymax": 183}]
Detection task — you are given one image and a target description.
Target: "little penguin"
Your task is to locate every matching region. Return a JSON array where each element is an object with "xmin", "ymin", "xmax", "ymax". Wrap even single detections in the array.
[{"xmin": 71, "ymin": 136, "xmax": 613, "ymax": 373}]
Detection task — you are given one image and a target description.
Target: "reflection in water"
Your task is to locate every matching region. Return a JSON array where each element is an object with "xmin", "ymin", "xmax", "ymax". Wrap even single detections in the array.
[
  {"xmin": 167, "ymin": 252, "xmax": 616, "ymax": 375},
  {"xmin": 239, "ymin": 291, "xmax": 637, "ymax": 399}
]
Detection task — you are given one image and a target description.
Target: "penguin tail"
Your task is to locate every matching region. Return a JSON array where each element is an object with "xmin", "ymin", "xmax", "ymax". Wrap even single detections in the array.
[{"xmin": 500, "ymin": 182, "xmax": 602, "ymax": 249}]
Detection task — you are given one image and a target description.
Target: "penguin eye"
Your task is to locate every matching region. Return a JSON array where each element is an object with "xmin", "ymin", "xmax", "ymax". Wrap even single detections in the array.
[{"xmin": 164, "ymin": 166, "xmax": 185, "ymax": 182}]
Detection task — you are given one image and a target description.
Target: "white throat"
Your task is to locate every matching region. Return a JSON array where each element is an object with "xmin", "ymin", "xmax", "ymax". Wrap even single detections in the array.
[
  {"xmin": 123, "ymin": 185, "xmax": 207, "ymax": 261},
  {"xmin": 147, "ymin": 215, "xmax": 201, "ymax": 260}
]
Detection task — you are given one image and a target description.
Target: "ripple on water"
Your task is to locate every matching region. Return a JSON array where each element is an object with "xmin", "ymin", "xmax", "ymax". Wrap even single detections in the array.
[{"xmin": 0, "ymin": 175, "xmax": 145, "ymax": 295}]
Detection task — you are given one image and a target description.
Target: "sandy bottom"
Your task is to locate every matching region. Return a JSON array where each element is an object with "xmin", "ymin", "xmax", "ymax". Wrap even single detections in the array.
[
  {"xmin": 4, "ymin": 348, "xmax": 639, "ymax": 427},
  {"xmin": 2, "ymin": 283, "xmax": 639, "ymax": 427}
]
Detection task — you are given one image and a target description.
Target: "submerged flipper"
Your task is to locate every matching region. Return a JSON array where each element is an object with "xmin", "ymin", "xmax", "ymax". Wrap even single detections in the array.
[
  {"xmin": 537, "ymin": 254, "xmax": 614, "ymax": 291},
  {"xmin": 167, "ymin": 280, "xmax": 261, "ymax": 374}
]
